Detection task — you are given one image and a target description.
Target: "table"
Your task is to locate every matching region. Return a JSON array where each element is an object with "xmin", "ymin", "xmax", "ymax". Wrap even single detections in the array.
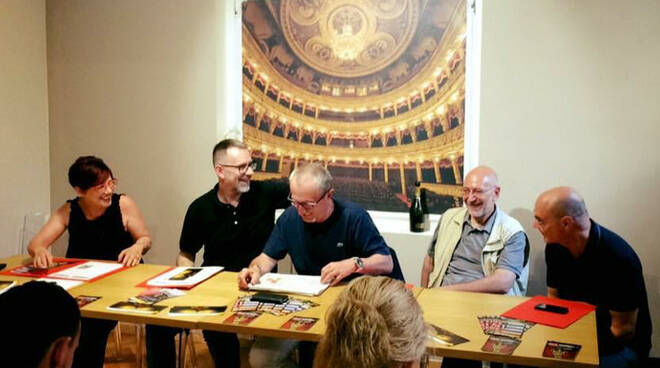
[
  {"xmin": 0, "ymin": 255, "xmax": 598, "ymax": 367},
  {"xmin": 418, "ymin": 288, "xmax": 599, "ymax": 368}
]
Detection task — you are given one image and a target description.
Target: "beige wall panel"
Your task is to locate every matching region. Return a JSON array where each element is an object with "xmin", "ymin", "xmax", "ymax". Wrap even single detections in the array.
[
  {"xmin": 47, "ymin": 0, "xmax": 220, "ymax": 265},
  {"xmin": 0, "ymin": 0, "xmax": 50, "ymax": 258},
  {"xmin": 480, "ymin": 0, "xmax": 660, "ymax": 356}
]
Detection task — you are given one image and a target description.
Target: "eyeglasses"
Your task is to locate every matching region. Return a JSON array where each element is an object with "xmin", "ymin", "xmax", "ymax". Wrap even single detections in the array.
[
  {"xmin": 462, "ymin": 186, "xmax": 495, "ymax": 197},
  {"xmin": 287, "ymin": 188, "xmax": 330, "ymax": 211},
  {"xmin": 217, "ymin": 161, "xmax": 258, "ymax": 174},
  {"xmin": 92, "ymin": 178, "xmax": 118, "ymax": 191}
]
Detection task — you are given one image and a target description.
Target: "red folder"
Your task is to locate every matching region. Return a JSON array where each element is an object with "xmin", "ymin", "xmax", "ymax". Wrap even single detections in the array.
[
  {"xmin": 0, "ymin": 258, "xmax": 85, "ymax": 278},
  {"xmin": 501, "ymin": 295, "xmax": 595, "ymax": 329},
  {"xmin": 1, "ymin": 258, "xmax": 127, "ymax": 283}
]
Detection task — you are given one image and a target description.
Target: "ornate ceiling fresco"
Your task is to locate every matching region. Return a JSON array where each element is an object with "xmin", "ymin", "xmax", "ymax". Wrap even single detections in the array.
[
  {"xmin": 243, "ymin": 0, "xmax": 460, "ymax": 97},
  {"xmin": 241, "ymin": 0, "xmax": 466, "ymax": 213}
]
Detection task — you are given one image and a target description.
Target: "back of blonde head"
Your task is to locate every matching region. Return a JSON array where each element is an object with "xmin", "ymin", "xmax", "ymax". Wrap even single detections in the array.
[{"xmin": 314, "ymin": 276, "xmax": 427, "ymax": 368}]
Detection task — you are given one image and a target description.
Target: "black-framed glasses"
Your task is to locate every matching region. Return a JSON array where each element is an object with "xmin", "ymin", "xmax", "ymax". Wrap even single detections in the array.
[
  {"xmin": 217, "ymin": 161, "xmax": 258, "ymax": 174},
  {"xmin": 287, "ymin": 188, "xmax": 330, "ymax": 211}
]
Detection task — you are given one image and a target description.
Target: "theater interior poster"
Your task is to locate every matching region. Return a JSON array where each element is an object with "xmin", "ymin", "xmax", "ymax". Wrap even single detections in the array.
[{"xmin": 241, "ymin": 0, "xmax": 467, "ymax": 213}]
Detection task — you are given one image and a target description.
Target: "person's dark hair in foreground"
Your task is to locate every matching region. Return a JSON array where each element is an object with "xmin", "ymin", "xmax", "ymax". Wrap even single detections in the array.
[{"xmin": 0, "ymin": 281, "xmax": 81, "ymax": 368}]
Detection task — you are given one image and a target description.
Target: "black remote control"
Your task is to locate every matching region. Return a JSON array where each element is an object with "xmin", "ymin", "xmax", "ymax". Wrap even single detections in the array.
[{"xmin": 251, "ymin": 292, "xmax": 289, "ymax": 304}]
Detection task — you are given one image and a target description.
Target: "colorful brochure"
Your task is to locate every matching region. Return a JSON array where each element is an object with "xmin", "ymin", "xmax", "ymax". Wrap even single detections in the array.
[
  {"xmin": 223, "ymin": 312, "xmax": 260, "ymax": 325},
  {"xmin": 107, "ymin": 300, "xmax": 167, "ymax": 314},
  {"xmin": 280, "ymin": 316, "xmax": 319, "ymax": 331},
  {"xmin": 169, "ymin": 306, "xmax": 227, "ymax": 316},
  {"xmin": 141, "ymin": 266, "xmax": 223, "ymax": 289}
]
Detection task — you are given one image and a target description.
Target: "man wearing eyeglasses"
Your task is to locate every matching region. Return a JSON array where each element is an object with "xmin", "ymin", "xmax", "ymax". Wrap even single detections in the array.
[
  {"xmin": 238, "ymin": 162, "xmax": 394, "ymax": 368},
  {"xmin": 421, "ymin": 166, "xmax": 529, "ymax": 296},
  {"xmin": 146, "ymin": 139, "xmax": 289, "ymax": 368}
]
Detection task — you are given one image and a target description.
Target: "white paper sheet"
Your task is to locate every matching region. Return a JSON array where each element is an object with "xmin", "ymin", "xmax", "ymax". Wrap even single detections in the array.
[
  {"xmin": 48, "ymin": 261, "xmax": 124, "ymax": 281},
  {"xmin": 248, "ymin": 273, "xmax": 329, "ymax": 296}
]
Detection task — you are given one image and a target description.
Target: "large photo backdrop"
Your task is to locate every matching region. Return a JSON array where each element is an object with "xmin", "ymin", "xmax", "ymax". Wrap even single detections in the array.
[{"xmin": 241, "ymin": 0, "xmax": 466, "ymax": 213}]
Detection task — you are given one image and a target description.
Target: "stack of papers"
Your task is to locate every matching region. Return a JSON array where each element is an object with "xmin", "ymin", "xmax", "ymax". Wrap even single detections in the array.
[
  {"xmin": 232, "ymin": 294, "xmax": 319, "ymax": 316},
  {"xmin": 248, "ymin": 273, "xmax": 329, "ymax": 296},
  {"xmin": 145, "ymin": 266, "xmax": 223, "ymax": 289}
]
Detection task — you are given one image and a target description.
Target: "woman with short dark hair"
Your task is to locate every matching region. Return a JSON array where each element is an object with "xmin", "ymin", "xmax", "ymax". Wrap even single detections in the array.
[{"xmin": 28, "ymin": 155, "xmax": 152, "ymax": 368}]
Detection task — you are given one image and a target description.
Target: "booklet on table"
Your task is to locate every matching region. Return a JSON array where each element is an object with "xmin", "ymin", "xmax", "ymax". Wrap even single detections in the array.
[{"xmin": 143, "ymin": 266, "xmax": 224, "ymax": 289}]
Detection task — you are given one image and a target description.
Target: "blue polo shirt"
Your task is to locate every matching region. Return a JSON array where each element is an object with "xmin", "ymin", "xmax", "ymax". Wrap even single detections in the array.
[
  {"xmin": 546, "ymin": 220, "xmax": 651, "ymax": 357},
  {"xmin": 263, "ymin": 198, "xmax": 391, "ymax": 277}
]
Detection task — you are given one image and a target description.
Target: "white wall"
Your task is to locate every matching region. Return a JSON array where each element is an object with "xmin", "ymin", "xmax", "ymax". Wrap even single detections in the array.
[
  {"xmin": 47, "ymin": 0, "xmax": 220, "ymax": 264},
  {"xmin": 0, "ymin": 0, "xmax": 50, "ymax": 258},
  {"xmin": 42, "ymin": 0, "xmax": 659, "ymax": 357},
  {"xmin": 480, "ymin": 0, "xmax": 660, "ymax": 356}
]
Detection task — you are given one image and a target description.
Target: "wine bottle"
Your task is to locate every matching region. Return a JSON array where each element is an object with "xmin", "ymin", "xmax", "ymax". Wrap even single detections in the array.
[{"xmin": 410, "ymin": 181, "xmax": 425, "ymax": 232}]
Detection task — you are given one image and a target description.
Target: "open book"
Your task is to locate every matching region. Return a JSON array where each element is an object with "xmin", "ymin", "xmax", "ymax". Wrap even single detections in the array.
[{"xmin": 248, "ymin": 273, "xmax": 329, "ymax": 296}]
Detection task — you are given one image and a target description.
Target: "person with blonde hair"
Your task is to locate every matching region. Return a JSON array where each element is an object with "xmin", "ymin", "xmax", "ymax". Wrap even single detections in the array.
[{"xmin": 314, "ymin": 276, "xmax": 428, "ymax": 368}]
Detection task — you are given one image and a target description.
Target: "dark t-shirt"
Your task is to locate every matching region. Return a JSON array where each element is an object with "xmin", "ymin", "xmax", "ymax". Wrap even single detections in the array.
[
  {"xmin": 263, "ymin": 198, "xmax": 390, "ymax": 278},
  {"xmin": 66, "ymin": 193, "xmax": 133, "ymax": 261},
  {"xmin": 546, "ymin": 220, "xmax": 651, "ymax": 357},
  {"xmin": 179, "ymin": 180, "xmax": 289, "ymax": 271}
]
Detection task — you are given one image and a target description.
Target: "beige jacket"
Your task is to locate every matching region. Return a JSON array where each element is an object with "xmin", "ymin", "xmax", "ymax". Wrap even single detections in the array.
[{"xmin": 427, "ymin": 207, "xmax": 529, "ymax": 296}]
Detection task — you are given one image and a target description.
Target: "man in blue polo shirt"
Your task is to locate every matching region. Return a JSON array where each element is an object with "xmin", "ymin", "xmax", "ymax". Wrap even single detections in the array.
[
  {"xmin": 238, "ymin": 162, "xmax": 394, "ymax": 368},
  {"xmin": 534, "ymin": 187, "xmax": 651, "ymax": 368}
]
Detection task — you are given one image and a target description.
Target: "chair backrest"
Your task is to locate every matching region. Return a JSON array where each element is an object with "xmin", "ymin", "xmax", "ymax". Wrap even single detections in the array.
[
  {"xmin": 19, "ymin": 212, "xmax": 49, "ymax": 255},
  {"xmin": 387, "ymin": 246, "xmax": 405, "ymax": 282}
]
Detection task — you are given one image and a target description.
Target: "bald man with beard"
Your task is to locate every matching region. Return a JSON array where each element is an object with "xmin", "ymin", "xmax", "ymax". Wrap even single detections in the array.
[
  {"xmin": 534, "ymin": 187, "xmax": 651, "ymax": 368},
  {"xmin": 422, "ymin": 166, "xmax": 529, "ymax": 295}
]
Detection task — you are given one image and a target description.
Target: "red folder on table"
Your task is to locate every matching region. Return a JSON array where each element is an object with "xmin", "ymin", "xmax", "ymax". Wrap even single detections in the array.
[
  {"xmin": 502, "ymin": 295, "xmax": 595, "ymax": 329},
  {"xmin": 0, "ymin": 258, "xmax": 85, "ymax": 278},
  {"xmin": 1, "ymin": 258, "xmax": 127, "ymax": 283}
]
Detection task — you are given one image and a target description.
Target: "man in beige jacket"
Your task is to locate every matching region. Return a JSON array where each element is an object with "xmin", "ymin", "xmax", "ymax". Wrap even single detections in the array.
[{"xmin": 421, "ymin": 166, "xmax": 529, "ymax": 296}]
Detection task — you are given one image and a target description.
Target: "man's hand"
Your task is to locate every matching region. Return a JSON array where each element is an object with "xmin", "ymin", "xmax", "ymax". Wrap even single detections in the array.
[
  {"xmin": 321, "ymin": 259, "xmax": 356, "ymax": 286},
  {"xmin": 238, "ymin": 265, "xmax": 262, "ymax": 290},
  {"xmin": 32, "ymin": 247, "xmax": 53, "ymax": 268},
  {"xmin": 118, "ymin": 243, "xmax": 144, "ymax": 267}
]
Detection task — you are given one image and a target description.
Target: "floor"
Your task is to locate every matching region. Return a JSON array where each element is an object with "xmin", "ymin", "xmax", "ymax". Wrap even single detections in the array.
[
  {"xmin": 103, "ymin": 324, "xmax": 252, "ymax": 368},
  {"xmin": 101, "ymin": 324, "xmax": 444, "ymax": 368}
]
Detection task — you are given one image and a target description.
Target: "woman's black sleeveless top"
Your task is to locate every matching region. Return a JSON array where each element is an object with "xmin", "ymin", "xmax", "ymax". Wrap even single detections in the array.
[{"xmin": 66, "ymin": 193, "xmax": 133, "ymax": 261}]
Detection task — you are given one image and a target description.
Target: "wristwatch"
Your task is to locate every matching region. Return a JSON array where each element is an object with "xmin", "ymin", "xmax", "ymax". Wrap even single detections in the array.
[{"xmin": 352, "ymin": 257, "xmax": 364, "ymax": 272}]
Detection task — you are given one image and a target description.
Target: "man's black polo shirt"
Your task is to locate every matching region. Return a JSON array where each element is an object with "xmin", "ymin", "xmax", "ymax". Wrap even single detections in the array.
[
  {"xmin": 546, "ymin": 220, "xmax": 651, "ymax": 357},
  {"xmin": 179, "ymin": 180, "xmax": 289, "ymax": 272}
]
